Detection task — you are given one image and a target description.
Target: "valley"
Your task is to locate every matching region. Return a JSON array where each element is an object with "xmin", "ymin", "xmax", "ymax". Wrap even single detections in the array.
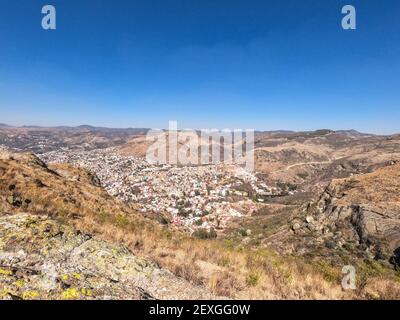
[{"xmin": 1, "ymin": 125, "xmax": 400, "ymax": 300}]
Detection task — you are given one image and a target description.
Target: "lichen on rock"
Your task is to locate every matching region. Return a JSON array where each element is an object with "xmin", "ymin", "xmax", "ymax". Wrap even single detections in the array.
[{"xmin": 0, "ymin": 212, "xmax": 215, "ymax": 300}]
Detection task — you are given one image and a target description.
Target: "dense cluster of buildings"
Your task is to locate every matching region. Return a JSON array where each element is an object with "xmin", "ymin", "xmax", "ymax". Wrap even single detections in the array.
[{"xmin": 39, "ymin": 148, "xmax": 283, "ymax": 233}]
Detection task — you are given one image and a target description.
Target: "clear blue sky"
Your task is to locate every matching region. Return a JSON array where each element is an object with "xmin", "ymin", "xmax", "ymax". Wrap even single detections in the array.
[{"xmin": 0, "ymin": 0, "xmax": 399, "ymax": 133}]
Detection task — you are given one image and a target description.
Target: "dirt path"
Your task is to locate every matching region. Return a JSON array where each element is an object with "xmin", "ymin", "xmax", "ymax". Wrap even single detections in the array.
[{"xmin": 272, "ymin": 157, "xmax": 346, "ymax": 173}]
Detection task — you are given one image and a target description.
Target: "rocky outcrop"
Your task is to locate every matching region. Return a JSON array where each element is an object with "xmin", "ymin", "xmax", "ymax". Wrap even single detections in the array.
[
  {"xmin": 293, "ymin": 163, "xmax": 400, "ymax": 265},
  {"xmin": 0, "ymin": 213, "xmax": 215, "ymax": 300}
]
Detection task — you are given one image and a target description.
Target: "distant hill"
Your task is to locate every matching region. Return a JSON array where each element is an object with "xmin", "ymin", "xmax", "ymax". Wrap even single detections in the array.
[
  {"xmin": 255, "ymin": 130, "xmax": 295, "ymax": 134},
  {"xmin": 335, "ymin": 129, "xmax": 375, "ymax": 137},
  {"xmin": 0, "ymin": 124, "xmax": 150, "ymax": 134}
]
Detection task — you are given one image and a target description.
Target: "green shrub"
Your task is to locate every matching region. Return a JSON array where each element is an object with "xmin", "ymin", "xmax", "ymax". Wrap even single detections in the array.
[
  {"xmin": 246, "ymin": 271, "xmax": 260, "ymax": 286},
  {"xmin": 193, "ymin": 228, "xmax": 217, "ymax": 239}
]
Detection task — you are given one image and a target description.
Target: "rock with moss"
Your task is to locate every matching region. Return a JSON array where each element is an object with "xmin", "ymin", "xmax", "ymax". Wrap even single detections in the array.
[{"xmin": 0, "ymin": 213, "xmax": 215, "ymax": 300}]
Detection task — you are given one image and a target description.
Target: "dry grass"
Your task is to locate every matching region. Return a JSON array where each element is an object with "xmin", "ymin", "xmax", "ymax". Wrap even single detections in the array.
[
  {"xmin": 1, "ymin": 151, "xmax": 399, "ymax": 299},
  {"xmin": 85, "ymin": 211, "xmax": 348, "ymax": 299}
]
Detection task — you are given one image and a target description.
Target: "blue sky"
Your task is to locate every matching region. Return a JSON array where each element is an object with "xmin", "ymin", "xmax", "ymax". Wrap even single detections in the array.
[{"xmin": 0, "ymin": 0, "xmax": 399, "ymax": 133}]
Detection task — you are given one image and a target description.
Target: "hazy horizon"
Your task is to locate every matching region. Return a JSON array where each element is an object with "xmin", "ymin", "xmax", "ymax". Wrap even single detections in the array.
[{"xmin": 1, "ymin": 120, "xmax": 397, "ymax": 136}]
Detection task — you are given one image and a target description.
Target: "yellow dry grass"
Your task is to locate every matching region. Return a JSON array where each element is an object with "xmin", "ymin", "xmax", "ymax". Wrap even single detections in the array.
[{"xmin": 1, "ymin": 151, "xmax": 399, "ymax": 299}]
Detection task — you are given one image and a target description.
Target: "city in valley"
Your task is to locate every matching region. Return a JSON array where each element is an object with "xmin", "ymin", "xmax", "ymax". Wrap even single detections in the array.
[
  {"xmin": 1, "ymin": 0, "xmax": 400, "ymax": 303},
  {"xmin": 1, "ymin": 124, "xmax": 400, "ymax": 299}
]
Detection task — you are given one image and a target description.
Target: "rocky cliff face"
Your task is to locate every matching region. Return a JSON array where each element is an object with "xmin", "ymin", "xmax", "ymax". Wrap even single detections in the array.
[
  {"xmin": 292, "ymin": 163, "xmax": 400, "ymax": 267},
  {"xmin": 0, "ymin": 213, "xmax": 215, "ymax": 300}
]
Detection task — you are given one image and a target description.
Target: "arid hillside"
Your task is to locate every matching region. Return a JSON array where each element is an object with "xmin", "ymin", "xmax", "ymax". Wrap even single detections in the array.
[
  {"xmin": 1, "ymin": 125, "xmax": 400, "ymax": 300},
  {"xmin": 0, "ymin": 213, "xmax": 214, "ymax": 300},
  {"xmin": 1, "ymin": 149, "xmax": 400, "ymax": 299},
  {"xmin": 255, "ymin": 131, "xmax": 400, "ymax": 195},
  {"xmin": 2, "ymin": 126, "xmax": 399, "ymax": 190},
  {"xmin": 0, "ymin": 150, "xmax": 215, "ymax": 300},
  {"xmin": 298, "ymin": 163, "xmax": 400, "ymax": 264},
  {"xmin": 0, "ymin": 126, "xmax": 148, "ymax": 154}
]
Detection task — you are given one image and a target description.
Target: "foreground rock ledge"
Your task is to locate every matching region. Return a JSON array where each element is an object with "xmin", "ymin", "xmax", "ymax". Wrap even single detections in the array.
[{"xmin": 0, "ymin": 212, "xmax": 215, "ymax": 300}]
